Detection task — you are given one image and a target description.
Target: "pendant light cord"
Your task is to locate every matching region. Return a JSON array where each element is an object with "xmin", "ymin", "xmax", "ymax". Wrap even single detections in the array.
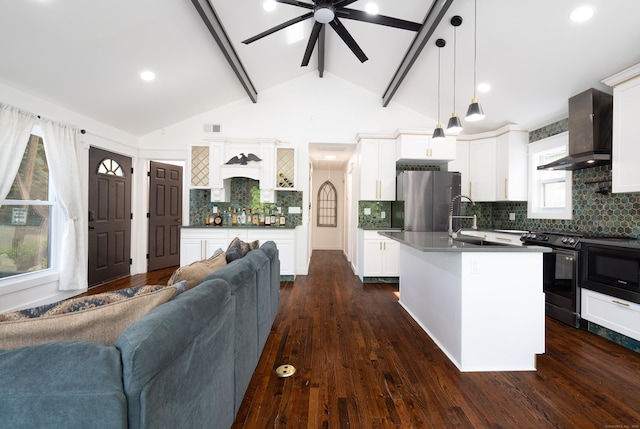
[
  {"xmin": 437, "ymin": 46, "xmax": 441, "ymax": 123},
  {"xmin": 473, "ymin": 0, "xmax": 477, "ymax": 99},
  {"xmin": 453, "ymin": 25, "xmax": 457, "ymax": 112}
]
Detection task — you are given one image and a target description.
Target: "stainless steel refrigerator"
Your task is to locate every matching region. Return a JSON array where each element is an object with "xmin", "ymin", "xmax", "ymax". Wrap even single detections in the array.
[{"xmin": 396, "ymin": 171, "xmax": 462, "ymax": 232}]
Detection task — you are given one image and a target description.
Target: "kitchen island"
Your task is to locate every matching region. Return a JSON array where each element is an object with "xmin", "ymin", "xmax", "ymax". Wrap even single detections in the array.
[{"xmin": 380, "ymin": 231, "xmax": 549, "ymax": 372}]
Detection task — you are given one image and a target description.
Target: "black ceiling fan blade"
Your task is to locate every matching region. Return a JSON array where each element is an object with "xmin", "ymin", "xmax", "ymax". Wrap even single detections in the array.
[
  {"xmin": 242, "ymin": 12, "xmax": 313, "ymax": 44},
  {"xmin": 318, "ymin": 25, "xmax": 326, "ymax": 77},
  {"xmin": 302, "ymin": 21, "xmax": 323, "ymax": 66},
  {"xmin": 337, "ymin": 8, "xmax": 421, "ymax": 31},
  {"xmin": 276, "ymin": 0, "xmax": 315, "ymax": 10},
  {"xmin": 334, "ymin": 0, "xmax": 359, "ymax": 8},
  {"xmin": 329, "ymin": 18, "xmax": 368, "ymax": 63}
]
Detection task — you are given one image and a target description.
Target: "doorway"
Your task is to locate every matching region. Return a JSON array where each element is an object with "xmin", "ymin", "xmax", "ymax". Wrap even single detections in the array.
[
  {"xmin": 88, "ymin": 147, "xmax": 132, "ymax": 286},
  {"xmin": 148, "ymin": 161, "xmax": 183, "ymax": 271}
]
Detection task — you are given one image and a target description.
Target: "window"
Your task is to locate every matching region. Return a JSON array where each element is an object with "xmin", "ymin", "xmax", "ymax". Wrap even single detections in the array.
[
  {"xmin": 0, "ymin": 133, "xmax": 53, "ymax": 278},
  {"xmin": 527, "ymin": 132, "xmax": 572, "ymax": 220},
  {"xmin": 317, "ymin": 180, "xmax": 337, "ymax": 227}
]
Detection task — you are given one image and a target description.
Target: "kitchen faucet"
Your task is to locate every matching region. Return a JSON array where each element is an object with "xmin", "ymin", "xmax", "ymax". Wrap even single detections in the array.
[{"xmin": 448, "ymin": 195, "xmax": 477, "ymax": 238}]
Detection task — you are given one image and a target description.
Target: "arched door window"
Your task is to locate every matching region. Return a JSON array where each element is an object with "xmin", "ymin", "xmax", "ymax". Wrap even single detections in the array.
[
  {"xmin": 317, "ymin": 180, "xmax": 337, "ymax": 227},
  {"xmin": 97, "ymin": 158, "xmax": 125, "ymax": 176}
]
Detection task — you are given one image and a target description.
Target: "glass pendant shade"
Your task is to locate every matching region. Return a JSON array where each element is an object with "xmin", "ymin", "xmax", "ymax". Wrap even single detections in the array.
[
  {"xmin": 466, "ymin": 97, "xmax": 485, "ymax": 121},
  {"xmin": 446, "ymin": 113, "xmax": 463, "ymax": 134},
  {"xmin": 432, "ymin": 124, "xmax": 446, "ymax": 141}
]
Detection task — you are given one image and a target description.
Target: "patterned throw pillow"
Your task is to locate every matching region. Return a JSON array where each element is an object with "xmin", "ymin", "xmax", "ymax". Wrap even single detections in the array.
[
  {"xmin": 0, "ymin": 285, "xmax": 177, "ymax": 350},
  {"xmin": 167, "ymin": 250, "xmax": 227, "ymax": 289},
  {"xmin": 226, "ymin": 237, "xmax": 259, "ymax": 263}
]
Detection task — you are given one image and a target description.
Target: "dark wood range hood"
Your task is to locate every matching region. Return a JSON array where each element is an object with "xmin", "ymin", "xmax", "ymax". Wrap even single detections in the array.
[{"xmin": 538, "ymin": 88, "xmax": 613, "ymax": 171}]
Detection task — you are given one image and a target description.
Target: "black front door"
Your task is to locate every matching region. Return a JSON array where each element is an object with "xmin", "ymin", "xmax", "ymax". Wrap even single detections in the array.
[{"xmin": 88, "ymin": 147, "xmax": 132, "ymax": 286}]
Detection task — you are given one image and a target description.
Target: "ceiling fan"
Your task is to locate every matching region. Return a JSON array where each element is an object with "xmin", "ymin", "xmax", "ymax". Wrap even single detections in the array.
[{"xmin": 242, "ymin": 0, "xmax": 422, "ymax": 75}]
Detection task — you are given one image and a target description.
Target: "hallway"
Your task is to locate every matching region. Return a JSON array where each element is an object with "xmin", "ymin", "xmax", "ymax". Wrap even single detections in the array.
[{"xmin": 232, "ymin": 250, "xmax": 640, "ymax": 428}]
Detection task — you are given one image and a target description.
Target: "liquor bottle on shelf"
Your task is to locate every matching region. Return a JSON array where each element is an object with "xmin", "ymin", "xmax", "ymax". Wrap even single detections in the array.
[
  {"xmin": 214, "ymin": 212, "xmax": 222, "ymax": 226},
  {"xmin": 259, "ymin": 209, "xmax": 265, "ymax": 226},
  {"xmin": 231, "ymin": 208, "xmax": 237, "ymax": 226},
  {"xmin": 279, "ymin": 212, "xmax": 286, "ymax": 227},
  {"xmin": 270, "ymin": 209, "xmax": 276, "ymax": 226},
  {"xmin": 205, "ymin": 212, "xmax": 211, "ymax": 225},
  {"xmin": 240, "ymin": 208, "xmax": 247, "ymax": 225},
  {"xmin": 252, "ymin": 209, "xmax": 259, "ymax": 226},
  {"xmin": 264, "ymin": 208, "xmax": 271, "ymax": 226}
]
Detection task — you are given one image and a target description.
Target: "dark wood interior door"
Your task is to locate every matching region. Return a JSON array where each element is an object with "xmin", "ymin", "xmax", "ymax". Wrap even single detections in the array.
[
  {"xmin": 148, "ymin": 161, "xmax": 182, "ymax": 271},
  {"xmin": 88, "ymin": 147, "xmax": 132, "ymax": 286}
]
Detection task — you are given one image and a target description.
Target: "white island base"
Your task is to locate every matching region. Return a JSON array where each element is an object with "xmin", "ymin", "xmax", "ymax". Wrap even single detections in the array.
[{"xmin": 399, "ymin": 244, "xmax": 545, "ymax": 372}]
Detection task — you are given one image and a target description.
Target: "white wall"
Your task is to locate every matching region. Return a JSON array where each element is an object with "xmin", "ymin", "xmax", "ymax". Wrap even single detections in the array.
[
  {"xmin": 139, "ymin": 71, "xmax": 436, "ymax": 275},
  {"xmin": 0, "ymin": 82, "xmax": 140, "ymax": 311},
  {"xmin": 311, "ymin": 167, "xmax": 345, "ymax": 251}
]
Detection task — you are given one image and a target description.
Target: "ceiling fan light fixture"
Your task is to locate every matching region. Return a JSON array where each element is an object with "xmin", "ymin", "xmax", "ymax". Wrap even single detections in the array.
[{"xmin": 314, "ymin": 5, "xmax": 335, "ymax": 24}]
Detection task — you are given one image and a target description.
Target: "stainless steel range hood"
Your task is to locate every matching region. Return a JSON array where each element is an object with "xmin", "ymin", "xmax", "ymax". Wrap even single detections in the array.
[{"xmin": 538, "ymin": 88, "xmax": 613, "ymax": 171}]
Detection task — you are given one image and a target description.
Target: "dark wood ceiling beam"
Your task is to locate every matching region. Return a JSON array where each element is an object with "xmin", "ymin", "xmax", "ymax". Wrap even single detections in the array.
[
  {"xmin": 191, "ymin": 0, "xmax": 258, "ymax": 103},
  {"xmin": 382, "ymin": 0, "xmax": 454, "ymax": 107}
]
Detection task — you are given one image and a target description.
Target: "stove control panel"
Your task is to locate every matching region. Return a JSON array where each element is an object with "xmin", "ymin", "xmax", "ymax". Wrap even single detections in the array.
[{"xmin": 520, "ymin": 232, "xmax": 581, "ymax": 249}]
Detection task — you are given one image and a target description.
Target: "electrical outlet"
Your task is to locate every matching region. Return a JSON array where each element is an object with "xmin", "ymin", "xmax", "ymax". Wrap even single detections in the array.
[
  {"xmin": 509, "ymin": 212, "xmax": 516, "ymax": 221},
  {"xmin": 212, "ymin": 206, "xmax": 218, "ymax": 213},
  {"xmin": 288, "ymin": 207, "xmax": 301, "ymax": 214},
  {"xmin": 471, "ymin": 258, "xmax": 481, "ymax": 274},
  {"xmin": 364, "ymin": 208, "xmax": 372, "ymax": 215},
  {"xmin": 380, "ymin": 211, "xmax": 386, "ymax": 219}
]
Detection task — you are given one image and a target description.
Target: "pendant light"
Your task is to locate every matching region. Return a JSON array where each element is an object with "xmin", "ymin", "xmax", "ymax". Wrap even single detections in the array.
[
  {"xmin": 466, "ymin": 0, "xmax": 485, "ymax": 121},
  {"xmin": 447, "ymin": 15, "xmax": 463, "ymax": 134},
  {"xmin": 432, "ymin": 38, "xmax": 446, "ymax": 142}
]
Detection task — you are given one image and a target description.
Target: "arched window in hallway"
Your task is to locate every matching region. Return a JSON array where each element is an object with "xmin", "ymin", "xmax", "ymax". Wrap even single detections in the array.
[{"xmin": 317, "ymin": 180, "xmax": 337, "ymax": 227}]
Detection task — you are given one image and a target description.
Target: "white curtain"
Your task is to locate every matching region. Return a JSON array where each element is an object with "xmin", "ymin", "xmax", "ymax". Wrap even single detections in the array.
[
  {"xmin": 0, "ymin": 103, "xmax": 37, "ymax": 204},
  {"xmin": 40, "ymin": 118, "xmax": 87, "ymax": 291}
]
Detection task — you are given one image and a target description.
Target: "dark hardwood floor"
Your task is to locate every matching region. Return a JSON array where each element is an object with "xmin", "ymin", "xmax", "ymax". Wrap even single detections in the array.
[{"xmin": 96, "ymin": 251, "xmax": 640, "ymax": 428}]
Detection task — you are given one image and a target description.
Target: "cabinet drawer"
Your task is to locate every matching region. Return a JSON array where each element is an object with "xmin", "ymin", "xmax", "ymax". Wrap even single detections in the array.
[{"xmin": 581, "ymin": 289, "xmax": 640, "ymax": 341}]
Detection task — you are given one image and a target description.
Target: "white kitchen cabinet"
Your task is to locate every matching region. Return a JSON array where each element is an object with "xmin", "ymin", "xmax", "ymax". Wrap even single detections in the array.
[
  {"xmin": 180, "ymin": 228, "xmax": 296, "ymax": 277},
  {"xmin": 189, "ymin": 142, "xmax": 228, "ymax": 201},
  {"xmin": 358, "ymin": 230, "xmax": 400, "ymax": 279},
  {"xmin": 495, "ymin": 130, "xmax": 528, "ymax": 201},
  {"xmin": 180, "ymin": 228, "xmax": 228, "ymax": 266},
  {"xmin": 248, "ymin": 229, "xmax": 295, "ymax": 276},
  {"xmin": 582, "ymin": 288, "xmax": 640, "ymax": 341},
  {"xmin": 395, "ymin": 132, "xmax": 456, "ymax": 165},
  {"xmin": 468, "ymin": 137, "xmax": 497, "ymax": 202},
  {"xmin": 357, "ymin": 137, "xmax": 396, "ymax": 200},
  {"xmin": 448, "ymin": 140, "xmax": 470, "ymax": 196},
  {"xmin": 603, "ymin": 64, "xmax": 640, "ymax": 193},
  {"xmin": 453, "ymin": 126, "xmax": 528, "ymax": 202}
]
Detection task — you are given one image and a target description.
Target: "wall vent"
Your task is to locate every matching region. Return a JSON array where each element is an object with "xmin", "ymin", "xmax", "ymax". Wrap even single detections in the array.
[{"xmin": 203, "ymin": 124, "xmax": 221, "ymax": 133}]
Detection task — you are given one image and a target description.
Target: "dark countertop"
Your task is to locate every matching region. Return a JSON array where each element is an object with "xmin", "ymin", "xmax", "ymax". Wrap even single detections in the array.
[
  {"xmin": 379, "ymin": 231, "xmax": 550, "ymax": 253},
  {"xmin": 182, "ymin": 224, "xmax": 297, "ymax": 230}
]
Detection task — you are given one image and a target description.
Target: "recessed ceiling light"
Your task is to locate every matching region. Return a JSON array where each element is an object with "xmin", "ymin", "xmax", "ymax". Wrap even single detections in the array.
[
  {"xmin": 478, "ymin": 83, "xmax": 491, "ymax": 93},
  {"xmin": 365, "ymin": 3, "xmax": 379, "ymax": 15},
  {"xmin": 324, "ymin": 155, "xmax": 337, "ymax": 160},
  {"xmin": 263, "ymin": 0, "xmax": 276, "ymax": 12},
  {"xmin": 140, "ymin": 70, "xmax": 156, "ymax": 82},
  {"xmin": 570, "ymin": 6, "xmax": 594, "ymax": 22}
]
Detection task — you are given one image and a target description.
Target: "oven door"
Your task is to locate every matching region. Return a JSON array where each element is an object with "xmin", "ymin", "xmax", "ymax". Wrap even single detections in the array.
[{"xmin": 542, "ymin": 247, "xmax": 580, "ymax": 327}]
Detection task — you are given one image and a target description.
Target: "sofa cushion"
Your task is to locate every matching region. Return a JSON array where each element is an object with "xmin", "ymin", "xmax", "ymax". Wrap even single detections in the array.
[
  {"xmin": 167, "ymin": 250, "xmax": 227, "ymax": 289},
  {"xmin": 226, "ymin": 236, "xmax": 259, "ymax": 263},
  {"xmin": 0, "ymin": 342, "xmax": 127, "ymax": 428},
  {"xmin": 0, "ymin": 285, "xmax": 177, "ymax": 350},
  {"xmin": 116, "ymin": 278, "xmax": 235, "ymax": 429}
]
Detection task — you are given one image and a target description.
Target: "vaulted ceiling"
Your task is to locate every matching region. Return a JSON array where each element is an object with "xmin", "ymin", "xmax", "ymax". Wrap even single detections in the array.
[{"xmin": 1, "ymin": 0, "xmax": 640, "ymax": 138}]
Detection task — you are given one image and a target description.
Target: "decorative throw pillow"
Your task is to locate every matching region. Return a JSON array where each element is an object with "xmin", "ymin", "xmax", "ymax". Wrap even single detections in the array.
[
  {"xmin": 167, "ymin": 250, "xmax": 227, "ymax": 289},
  {"xmin": 226, "ymin": 237, "xmax": 260, "ymax": 263},
  {"xmin": 0, "ymin": 285, "xmax": 177, "ymax": 350}
]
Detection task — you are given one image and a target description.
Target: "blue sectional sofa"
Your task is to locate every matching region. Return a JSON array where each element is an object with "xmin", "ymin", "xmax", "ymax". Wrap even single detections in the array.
[{"xmin": 0, "ymin": 241, "xmax": 280, "ymax": 429}]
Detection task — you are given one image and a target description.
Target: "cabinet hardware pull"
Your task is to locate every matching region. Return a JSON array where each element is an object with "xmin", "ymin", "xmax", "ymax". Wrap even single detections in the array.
[
  {"xmin": 469, "ymin": 181, "xmax": 473, "ymax": 198},
  {"xmin": 495, "ymin": 237, "xmax": 511, "ymax": 242},
  {"xmin": 504, "ymin": 178, "xmax": 508, "ymax": 199},
  {"xmin": 612, "ymin": 300, "xmax": 630, "ymax": 307}
]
